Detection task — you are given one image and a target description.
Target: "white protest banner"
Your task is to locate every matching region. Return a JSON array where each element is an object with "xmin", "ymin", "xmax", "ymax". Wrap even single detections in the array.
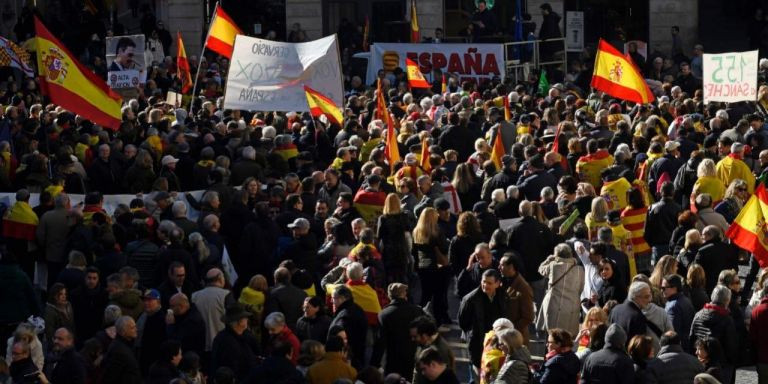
[
  {"xmin": 107, "ymin": 69, "xmax": 140, "ymax": 89},
  {"xmin": 703, "ymin": 50, "xmax": 758, "ymax": 104},
  {"xmin": 367, "ymin": 43, "xmax": 505, "ymax": 85},
  {"xmin": 223, "ymin": 34, "xmax": 343, "ymax": 112}
]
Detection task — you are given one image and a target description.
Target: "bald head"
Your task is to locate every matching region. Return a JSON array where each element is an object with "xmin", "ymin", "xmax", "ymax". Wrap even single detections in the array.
[
  {"xmin": 169, "ymin": 293, "xmax": 190, "ymax": 315},
  {"xmin": 205, "ymin": 268, "xmax": 225, "ymax": 287}
]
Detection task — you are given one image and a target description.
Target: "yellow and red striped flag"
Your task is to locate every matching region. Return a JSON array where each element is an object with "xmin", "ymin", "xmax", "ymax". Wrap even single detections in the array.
[
  {"xmin": 410, "ymin": 0, "xmax": 420, "ymax": 43},
  {"xmin": 406, "ymin": 58, "xmax": 430, "ymax": 89},
  {"xmin": 490, "ymin": 125, "xmax": 505, "ymax": 170},
  {"xmin": 420, "ymin": 135, "xmax": 431, "ymax": 173},
  {"xmin": 304, "ymin": 85, "xmax": 344, "ymax": 125},
  {"xmin": 591, "ymin": 39, "xmax": 655, "ymax": 104},
  {"xmin": 205, "ymin": 4, "xmax": 242, "ymax": 59},
  {"xmin": 2, "ymin": 201, "xmax": 38, "ymax": 240},
  {"xmin": 34, "ymin": 16, "xmax": 122, "ymax": 130},
  {"xmin": 727, "ymin": 182, "xmax": 768, "ymax": 267},
  {"xmin": 177, "ymin": 32, "xmax": 192, "ymax": 94}
]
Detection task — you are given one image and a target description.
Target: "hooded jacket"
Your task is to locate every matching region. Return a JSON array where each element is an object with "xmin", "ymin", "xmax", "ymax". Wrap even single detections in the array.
[{"xmin": 580, "ymin": 324, "xmax": 635, "ymax": 384}]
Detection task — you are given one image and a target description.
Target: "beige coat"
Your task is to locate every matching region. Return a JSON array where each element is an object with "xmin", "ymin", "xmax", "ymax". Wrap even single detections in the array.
[{"xmin": 535, "ymin": 255, "xmax": 585, "ymax": 336}]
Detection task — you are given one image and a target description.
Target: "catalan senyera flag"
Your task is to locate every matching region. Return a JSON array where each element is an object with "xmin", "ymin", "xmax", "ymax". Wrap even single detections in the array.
[
  {"xmin": 34, "ymin": 16, "xmax": 122, "ymax": 130},
  {"xmin": 177, "ymin": 32, "xmax": 193, "ymax": 94},
  {"xmin": 0, "ymin": 37, "xmax": 34, "ymax": 77},
  {"xmin": 2, "ymin": 201, "xmax": 38, "ymax": 241},
  {"xmin": 591, "ymin": 39, "xmax": 655, "ymax": 104},
  {"xmin": 304, "ymin": 85, "xmax": 344, "ymax": 125},
  {"xmin": 420, "ymin": 135, "xmax": 431, "ymax": 173},
  {"xmin": 205, "ymin": 5, "xmax": 242, "ymax": 59},
  {"xmin": 410, "ymin": 0, "xmax": 420, "ymax": 43},
  {"xmin": 362, "ymin": 16, "xmax": 370, "ymax": 52},
  {"xmin": 406, "ymin": 58, "xmax": 430, "ymax": 89},
  {"xmin": 727, "ymin": 182, "xmax": 768, "ymax": 267},
  {"xmin": 490, "ymin": 124, "xmax": 505, "ymax": 170}
]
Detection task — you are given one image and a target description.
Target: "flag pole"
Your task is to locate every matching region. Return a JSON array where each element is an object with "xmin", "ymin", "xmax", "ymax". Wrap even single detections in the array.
[{"xmin": 191, "ymin": 1, "xmax": 219, "ymax": 100}]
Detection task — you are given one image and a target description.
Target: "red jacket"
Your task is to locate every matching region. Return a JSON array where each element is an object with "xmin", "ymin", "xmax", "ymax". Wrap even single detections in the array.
[{"xmin": 751, "ymin": 296, "xmax": 768, "ymax": 363}]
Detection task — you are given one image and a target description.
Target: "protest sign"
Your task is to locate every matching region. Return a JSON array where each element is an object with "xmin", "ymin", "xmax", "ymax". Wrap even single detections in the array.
[
  {"xmin": 108, "ymin": 69, "xmax": 140, "ymax": 89},
  {"xmin": 166, "ymin": 91, "xmax": 183, "ymax": 108},
  {"xmin": 367, "ymin": 43, "xmax": 505, "ymax": 84},
  {"xmin": 106, "ymin": 35, "xmax": 148, "ymax": 99},
  {"xmin": 223, "ymin": 34, "xmax": 343, "ymax": 112},
  {"xmin": 703, "ymin": 50, "xmax": 758, "ymax": 104}
]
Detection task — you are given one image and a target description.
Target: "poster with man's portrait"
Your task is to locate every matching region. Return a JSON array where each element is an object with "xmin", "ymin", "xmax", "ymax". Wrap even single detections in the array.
[{"xmin": 105, "ymin": 35, "xmax": 148, "ymax": 94}]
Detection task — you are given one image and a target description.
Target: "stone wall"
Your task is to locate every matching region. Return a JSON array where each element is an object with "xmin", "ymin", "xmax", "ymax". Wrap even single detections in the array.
[
  {"xmin": 416, "ymin": 0, "xmax": 443, "ymax": 41},
  {"xmin": 286, "ymin": 0, "xmax": 323, "ymax": 40},
  {"xmin": 165, "ymin": 0, "xmax": 204, "ymax": 58},
  {"xmin": 648, "ymin": 0, "xmax": 698, "ymax": 58}
]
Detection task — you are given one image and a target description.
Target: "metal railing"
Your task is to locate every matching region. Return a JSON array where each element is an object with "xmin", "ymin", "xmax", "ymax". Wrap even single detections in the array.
[{"xmin": 503, "ymin": 37, "xmax": 567, "ymax": 84}]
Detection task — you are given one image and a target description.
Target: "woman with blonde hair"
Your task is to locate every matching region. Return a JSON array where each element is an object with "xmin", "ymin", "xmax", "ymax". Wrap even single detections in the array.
[
  {"xmin": 492, "ymin": 328, "xmax": 532, "ymax": 384},
  {"xmin": 573, "ymin": 182, "xmax": 597, "ymax": 220},
  {"xmin": 452, "ymin": 162, "xmax": 482, "ymax": 211},
  {"xmin": 413, "ymin": 207, "xmax": 451, "ymax": 324},
  {"xmin": 649, "ymin": 255, "xmax": 679, "ymax": 297},
  {"xmin": 677, "ymin": 229, "xmax": 703, "ymax": 277},
  {"xmin": 296, "ymin": 339, "xmax": 325, "ymax": 376},
  {"xmin": 4, "ymin": 323, "xmax": 44, "ymax": 371},
  {"xmin": 574, "ymin": 307, "xmax": 608, "ymax": 352},
  {"xmin": 714, "ymin": 179, "xmax": 749, "ymax": 223},
  {"xmin": 757, "ymin": 85, "xmax": 768, "ymax": 116},
  {"xmin": 691, "ymin": 158, "xmax": 725, "ymax": 210},
  {"xmin": 585, "ymin": 197, "xmax": 609, "ymax": 241},
  {"xmin": 376, "ymin": 193, "xmax": 412, "ymax": 284}
]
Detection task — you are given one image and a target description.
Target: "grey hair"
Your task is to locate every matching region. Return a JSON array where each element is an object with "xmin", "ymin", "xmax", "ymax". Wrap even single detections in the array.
[
  {"xmin": 628, "ymin": 281, "xmax": 651, "ymax": 301},
  {"xmin": 519, "ymin": 200, "xmax": 533, "ymax": 217},
  {"xmin": 242, "ymin": 146, "xmax": 256, "ymax": 160},
  {"xmin": 711, "ymin": 285, "xmax": 732, "ymax": 306},
  {"xmin": 54, "ymin": 193, "xmax": 70, "ymax": 209},
  {"xmin": 351, "ymin": 218, "xmax": 367, "ymax": 229},
  {"xmin": 506, "ymin": 185, "xmax": 520, "ymax": 199},
  {"xmin": 540, "ymin": 186, "xmax": 554, "ymax": 200},
  {"xmin": 553, "ymin": 243, "xmax": 572, "ymax": 258},
  {"xmin": 171, "ymin": 201, "xmax": 187, "ymax": 217},
  {"xmin": 347, "ymin": 262, "xmax": 364, "ymax": 281},
  {"xmin": 115, "ymin": 316, "xmax": 134, "ymax": 336},
  {"xmin": 202, "ymin": 191, "xmax": 219, "ymax": 205},
  {"xmin": 597, "ymin": 226, "xmax": 613, "ymax": 243},
  {"xmin": 492, "ymin": 318, "xmax": 514, "ymax": 332},
  {"xmin": 492, "ymin": 189, "xmax": 506, "ymax": 203},
  {"xmin": 104, "ymin": 305, "xmax": 123, "ymax": 325},
  {"xmin": 325, "ymin": 217, "xmax": 341, "ymax": 227},
  {"xmin": 264, "ymin": 312, "xmax": 286, "ymax": 329},
  {"xmin": 202, "ymin": 214, "xmax": 219, "ymax": 230},
  {"xmin": 702, "ymin": 225, "xmax": 722, "ymax": 241}
]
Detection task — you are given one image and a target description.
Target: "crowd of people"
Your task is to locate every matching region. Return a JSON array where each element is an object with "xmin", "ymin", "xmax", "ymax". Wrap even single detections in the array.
[{"xmin": 5, "ymin": 3, "xmax": 768, "ymax": 384}]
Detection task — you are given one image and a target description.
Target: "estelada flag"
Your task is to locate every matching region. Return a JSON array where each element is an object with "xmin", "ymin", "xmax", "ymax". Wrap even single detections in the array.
[
  {"xmin": 410, "ymin": 0, "xmax": 420, "ymax": 43},
  {"xmin": 205, "ymin": 4, "xmax": 242, "ymax": 59},
  {"xmin": 420, "ymin": 135, "xmax": 431, "ymax": 173},
  {"xmin": 177, "ymin": 32, "xmax": 193, "ymax": 94},
  {"xmin": 727, "ymin": 182, "xmax": 768, "ymax": 267},
  {"xmin": 34, "ymin": 16, "xmax": 122, "ymax": 130},
  {"xmin": 304, "ymin": 85, "xmax": 343, "ymax": 125},
  {"xmin": 490, "ymin": 124, "xmax": 505, "ymax": 170},
  {"xmin": 406, "ymin": 58, "xmax": 430, "ymax": 88},
  {"xmin": 591, "ymin": 39, "xmax": 655, "ymax": 104}
]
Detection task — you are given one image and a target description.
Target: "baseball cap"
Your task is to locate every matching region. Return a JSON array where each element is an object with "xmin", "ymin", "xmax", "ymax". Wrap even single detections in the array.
[
  {"xmin": 664, "ymin": 141, "xmax": 680, "ymax": 152},
  {"xmin": 287, "ymin": 217, "xmax": 310, "ymax": 230},
  {"xmin": 162, "ymin": 155, "xmax": 179, "ymax": 166},
  {"xmin": 142, "ymin": 289, "xmax": 161, "ymax": 300}
]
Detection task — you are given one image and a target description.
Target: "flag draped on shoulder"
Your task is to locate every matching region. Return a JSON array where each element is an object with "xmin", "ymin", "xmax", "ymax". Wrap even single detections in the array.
[
  {"xmin": 0, "ymin": 37, "xmax": 34, "ymax": 77},
  {"xmin": 304, "ymin": 85, "xmax": 344, "ymax": 125},
  {"xmin": 205, "ymin": 4, "xmax": 242, "ymax": 59},
  {"xmin": 727, "ymin": 183, "xmax": 768, "ymax": 267},
  {"xmin": 591, "ymin": 39, "xmax": 655, "ymax": 104},
  {"xmin": 177, "ymin": 32, "xmax": 193, "ymax": 94},
  {"xmin": 406, "ymin": 58, "xmax": 430, "ymax": 88},
  {"xmin": 3, "ymin": 201, "xmax": 38, "ymax": 240},
  {"xmin": 410, "ymin": 0, "xmax": 420, "ymax": 43},
  {"xmin": 34, "ymin": 16, "xmax": 122, "ymax": 130}
]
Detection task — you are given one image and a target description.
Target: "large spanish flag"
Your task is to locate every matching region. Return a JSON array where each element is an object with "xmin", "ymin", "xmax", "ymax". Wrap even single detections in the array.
[
  {"xmin": 205, "ymin": 5, "xmax": 242, "ymax": 59},
  {"xmin": 727, "ymin": 183, "xmax": 768, "ymax": 267},
  {"xmin": 406, "ymin": 58, "xmax": 430, "ymax": 88},
  {"xmin": 591, "ymin": 39, "xmax": 655, "ymax": 104},
  {"xmin": 304, "ymin": 85, "xmax": 344, "ymax": 125},
  {"xmin": 34, "ymin": 16, "xmax": 122, "ymax": 130},
  {"xmin": 2, "ymin": 201, "xmax": 38, "ymax": 241},
  {"xmin": 177, "ymin": 32, "xmax": 193, "ymax": 94},
  {"xmin": 490, "ymin": 125, "xmax": 505, "ymax": 170},
  {"xmin": 410, "ymin": 0, "xmax": 420, "ymax": 43}
]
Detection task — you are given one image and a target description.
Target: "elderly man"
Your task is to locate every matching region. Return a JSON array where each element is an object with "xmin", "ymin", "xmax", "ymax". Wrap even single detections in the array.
[
  {"xmin": 230, "ymin": 146, "xmax": 264, "ymax": 185},
  {"xmin": 166, "ymin": 293, "xmax": 206, "ymax": 356},
  {"xmin": 266, "ymin": 267, "xmax": 307, "ymax": 329},
  {"xmin": 211, "ymin": 305, "xmax": 259, "ymax": 382},
  {"xmin": 506, "ymin": 200, "xmax": 556, "ymax": 305},
  {"xmin": 581, "ymin": 324, "xmax": 634, "ymax": 384},
  {"xmin": 371, "ymin": 283, "xmax": 425, "ymax": 377},
  {"xmin": 329, "ymin": 262, "xmax": 382, "ymax": 327},
  {"xmin": 328, "ymin": 284, "xmax": 368, "ymax": 370},
  {"xmin": 609, "ymin": 281, "xmax": 652, "ymax": 343},
  {"xmin": 662, "ymin": 275, "xmax": 695, "ymax": 352},
  {"xmin": 282, "ymin": 217, "xmax": 319, "ymax": 275},
  {"xmin": 695, "ymin": 226, "xmax": 739, "ymax": 293},
  {"xmin": 716, "ymin": 142, "xmax": 756, "ymax": 193},
  {"xmin": 9, "ymin": 341, "xmax": 38, "ymax": 383},
  {"xmin": 690, "ymin": 285, "xmax": 738, "ymax": 383},
  {"xmin": 102, "ymin": 316, "xmax": 142, "ymax": 384},
  {"xmin": 264, "ymin": 312, "xmax": 300, "ymax": 364},
  {"xmin": 192, "ymin": 268, "xmax": 235, "ymax": 355},
  {"xmin": 88, "ymin": 144, "xmax": 123, "ymax": 194}
]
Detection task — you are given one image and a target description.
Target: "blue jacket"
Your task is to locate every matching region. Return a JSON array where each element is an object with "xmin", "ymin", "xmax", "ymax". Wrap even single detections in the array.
[{"xmin": 665, "ymin": 292, "xmax": 696, "ymax": 351}]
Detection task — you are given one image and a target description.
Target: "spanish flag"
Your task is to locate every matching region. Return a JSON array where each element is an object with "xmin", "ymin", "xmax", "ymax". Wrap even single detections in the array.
[
  {"xmin": 2, "ymin": 201, "xmax": 38, "ymax": 241},
  {"xmin": 205, "ymin": 4, "xmax": 242, "ymax": 59},
  {"xmin": 503, "ymin": 94, "xmax": 511, "ymax": 121},
  {"xmin": 326, "ymin": 281, "xmax": 382, "ymax": 326},
  {"xmin": 490, "ymin": 124, "xmax": 505, "ymax": 170},
  {"xmin": 727, "ymin": 183, "xmax": 768, "ymax": 267},
  {"xmin": 375, "ymin": 79, "xmax": 388, "ymax": 122},
  {"xmin": 441, "ymin": 73, "xmax": 447, "ymax": 94},
  {"xmin": 304, "ymin": 85, "xmax": 344, "ymax": 125},
  {"xmin": 274, "ymin": 142, "xmax": 299, "ymax": 161},
  {"xmin": 410, "ymin": 0, "xmax": 420, "ymax": 43},
  {"xmin": 34, "ymin": 16, "xmax": 122, "ymax": 130},
  {"xmin": 406, "ymin": 58, "xmax": 430, "ymax": 88},
  {"xmin": 420, "ymin": 135, "xmax": 432, "ymax": 173},
  {"xmin": 177, "ymin": 32, "xmax": 193, "ymax": 94},
  {"xmin": 591, "ymin": 39, "xmax": 655, "ymax": 104},
  {"xmin": 353, "ymin": 188, "xmax": 387, "ymax": 226}
]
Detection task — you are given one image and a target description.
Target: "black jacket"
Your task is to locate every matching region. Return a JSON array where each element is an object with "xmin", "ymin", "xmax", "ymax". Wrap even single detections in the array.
[
  {"xmin": 138, "ymin": 310, "xmax": 167, "ymax": 375},
  {"xmin": 458, "ymin": 287, "xmax": 508, "ymax": 366},
  {"xmin": 211, "ymin": 327, "xmax": 260, "ymax": 381},
  {"xmin": 10, "ymin": 357, "xmax": 38, "ymax": 384},
  {"xmin": 46, "ymin": 348, "xmax": 87, "ymax": 384},
  {"xmin": 438, "ymin": 124, "xmax": 477, "ymax": 161},
  {"xmin": 517, "ymin": 170, "xmax": 557, "ymax": 201},
  {"xmin": 580, "ymin": 324, "xmax": 635, "ymax": 384},
  {"xmin": 482, "ymin": 169, "xmax": 518, "ymax": 202},
  {"xmin": 167, "ymin": 304, "xmax": 206, "ymax": 356},
  {"xmin": 506, "ymin": 216, "xmax": 556, "ymax": 282},
  {"xmin": 244, "ymin": 355, "xmax": 304, "ymax": 384},
  {"xmin": 87, "ymin": 158, "xmax": 123, "ymax": 194},
  {"xmin": 102, "ymin": 336, "xmax": 142, "ymax": 384},
  {"xmin": 328, "ymin": 298, "xmax": 369, "ymax": 370},
  {"xmin": 371, "ymin": 299, "xmax": 425, "ymax": 377},
  {"xmin": 70, "ymin": 285, "xmax": 108, "ymax": 343},
  {"xmin": 644, "ymin": 198, "xmax": 682, "ymax": 246},
  {"xmin": 690, "ymin": 305, "xmax": 737, "ymax": 364},
  {"xmin": 608, "ymin": 300, "xmax": 647, "ymax": 344},
  {"xmin": 281, "ymin": 233, "xmax": 320, "ymax": 275},
  {"xmin": 694, "ymin": 240, "xmax": 739, "ymax": 293},
  {"xmin": 266, "ymin": 284, "xmax": 308, "ymax": 330},
  {"xmin": 147, "ymin": 361, "xmax": 179, "ymax": 384},
  {"xmin": 295, "ymin": 314, "xmax": 332, "ymax": 344},
  {"xmin": 230, "ymin": 159, "xmax": 264, "ymax": 186}
]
